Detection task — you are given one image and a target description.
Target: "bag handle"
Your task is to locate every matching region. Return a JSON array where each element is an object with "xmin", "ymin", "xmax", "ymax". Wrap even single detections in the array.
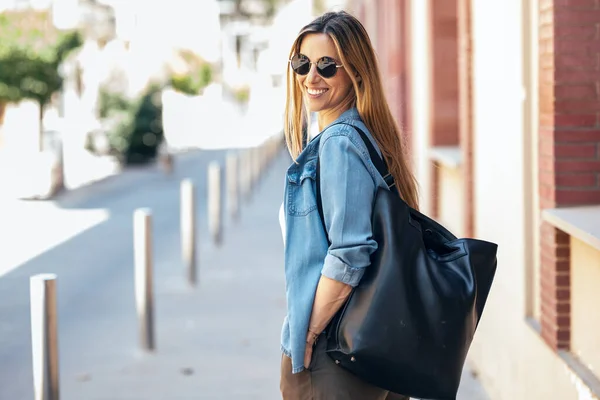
[{"xmin": 316, "ymin": 123, "xmax": 396, "ymax": 241}]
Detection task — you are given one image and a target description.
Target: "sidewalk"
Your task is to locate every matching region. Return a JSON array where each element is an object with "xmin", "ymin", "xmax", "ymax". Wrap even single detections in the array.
[{"xmin": 60, "ymin": 150, "xmax": 290, "ymax": 400}]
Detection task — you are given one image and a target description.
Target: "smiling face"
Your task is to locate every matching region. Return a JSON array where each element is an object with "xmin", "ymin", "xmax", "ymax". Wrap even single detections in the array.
[{"xmin": 295, "ymin": 33, "xmax": 355, "ymax": 127}]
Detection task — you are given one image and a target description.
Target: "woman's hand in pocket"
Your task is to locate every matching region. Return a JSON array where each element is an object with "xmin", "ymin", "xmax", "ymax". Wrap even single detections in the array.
[{"xmin": 304, "ymin": 330, "xmax": 319, "ymax": 369}]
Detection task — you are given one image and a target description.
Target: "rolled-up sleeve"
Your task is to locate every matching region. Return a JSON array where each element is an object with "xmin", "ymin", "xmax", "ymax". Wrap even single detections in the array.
[{"xmin": 319, "ymin": 134, "xmax": 377, "ymax": 287}]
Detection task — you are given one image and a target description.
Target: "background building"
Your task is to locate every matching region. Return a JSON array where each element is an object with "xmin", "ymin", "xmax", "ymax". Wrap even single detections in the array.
[{"xmin": 346, "ymin": 1, "xmax": 600, "ymax": 399}]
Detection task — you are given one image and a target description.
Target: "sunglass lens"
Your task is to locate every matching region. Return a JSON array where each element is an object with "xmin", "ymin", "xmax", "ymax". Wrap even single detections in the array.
[
  {"xmin": 291, "ymin": 55, "xmax": 310, "ymax": 75},
  {"xmin": 317, "ymin": 58, "xmax": 337, "ymax": 78}
]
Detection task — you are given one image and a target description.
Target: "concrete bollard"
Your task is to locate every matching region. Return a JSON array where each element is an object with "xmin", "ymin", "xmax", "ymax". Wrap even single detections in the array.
[
  {"xmin": 134, "ymin": 209, "xmax": 155, "ymax": 351},
  {"xmin": 251, "ymin": 147, "xmax": 257, "ymax": 185},
  {"xmin": 208, "ymin": 162, "xmax": 222, "ymax": 245},
  {"xmin": 256, "ymin": 144, "xmax": 262, "ymax": 174},
  {"xmin": 226, "ymin": 152, "xmax": 239, "ymax": 221},
  {"xmin": 259, "ymin": 143, "xmax": 266, "ymax": 176},
  {"xmin": 252, "ymin": 146, "xmax": 260, "ymax": 186},
  {"xmin": 158, "ymin": 141, "xmax": 174, "ymax": 174},
  {"xmin": 242, "ymin": 150, "xmax": 252, "ymax": 201},
  {"xmin": 30, "ymin": 274, "xmax": 60, "ymax": 400},
  {"xmin": 181, "ymin": 180, "xmax": 197, "ymax": 285},
  {"xmin": 160, "ymin": 153, "xmax": 174, "ymax": 174},
  {"xmin": 266, "ymin": 138, "xmax": 274, "ymax": 163},
  {"xmin": 249, "ymin": 148, "xmax": 255, "ymax": 194}
]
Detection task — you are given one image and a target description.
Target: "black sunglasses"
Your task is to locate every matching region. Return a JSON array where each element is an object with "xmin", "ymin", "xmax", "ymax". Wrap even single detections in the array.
[{"xmin": 289, "ymin": 54, "xmax": 344, "ymax": 79}]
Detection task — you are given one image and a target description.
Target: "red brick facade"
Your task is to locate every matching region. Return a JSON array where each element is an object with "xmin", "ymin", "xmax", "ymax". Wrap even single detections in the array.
[
  {"xmin": 398, "ymin": 0, "xmax": 412, "ymax": 147},
  {"xmin": 368, "ymin": 0, "xmax": 412, "ymax": 151},
  {"xmin": 428, "ymin": 0, "xmax": 460, "ymax": 220},
  {"xmin": 429, "ymin": 0, "xmax": 460, "ymax": 148},
  {"xmin": 538, "ymin": 0, "xmax": 600, "ymax": 351}
]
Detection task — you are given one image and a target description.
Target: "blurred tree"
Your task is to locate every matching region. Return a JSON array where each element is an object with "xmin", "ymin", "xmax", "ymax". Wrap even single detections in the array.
[
  {"xmin": 231, "ymin": 0, "xmax": 282, "ymax": 18},
  {"xmin": 98, "ymin": 83, "xmax": 164, "ymax": 165},
  {"xmin": 0, "ymin": 10, "xmax": 83, "ymax": 151},
  {"xmin": 313, "ymin": 0, "xmax": 326, "ymax": 14},
  {"xmin": 261, "ymin": 0, "xmax": 280, "ymax": 17},
  {"xmin": 168, "ymin": 49, "xmax": 214, "ymax": 96}
]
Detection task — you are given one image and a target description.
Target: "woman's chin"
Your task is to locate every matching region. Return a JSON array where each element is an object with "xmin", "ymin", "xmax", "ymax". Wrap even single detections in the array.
[{"xmin": 306, "ymin": 101, "xmax": 325, "ymax": 113}]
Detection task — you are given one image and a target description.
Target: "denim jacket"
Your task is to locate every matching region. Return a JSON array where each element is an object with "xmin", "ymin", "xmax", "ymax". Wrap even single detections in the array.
[{"xmin": 280, "ymin": 107, "xmax": 389, "ymax": 373}]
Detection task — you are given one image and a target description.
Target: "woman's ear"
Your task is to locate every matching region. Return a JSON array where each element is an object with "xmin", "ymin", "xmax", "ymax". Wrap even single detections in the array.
[{"xmin": 355, "ymin": 73, "xmax": 362, "ymax": 83}]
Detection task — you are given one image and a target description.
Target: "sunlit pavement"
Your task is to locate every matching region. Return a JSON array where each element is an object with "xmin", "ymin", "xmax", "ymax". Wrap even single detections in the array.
[{"xmin": 0, "ymin": 200, "xmax": 110, "ymax": 278}]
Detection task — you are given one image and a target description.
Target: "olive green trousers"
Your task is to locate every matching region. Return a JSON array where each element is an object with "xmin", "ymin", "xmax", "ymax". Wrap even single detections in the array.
[{"xmin": 280, "ymin": 335, "xmax": 409, "ymax": 400}]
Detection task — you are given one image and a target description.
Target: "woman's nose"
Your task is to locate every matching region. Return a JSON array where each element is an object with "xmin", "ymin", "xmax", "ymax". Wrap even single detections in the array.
[{"xmin": 307, "ymin": 63, "xmax": 320, "ymax": 83}]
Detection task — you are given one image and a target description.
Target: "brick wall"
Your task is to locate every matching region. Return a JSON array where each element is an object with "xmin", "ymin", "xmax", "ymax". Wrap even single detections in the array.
[
  {"xmin": 430, "ymin": 0, "xmax": 460, "ymax": 147},
  {"xmin": 429, "ymin": 0, "xmax": 459, "ymax": 219},
  {"xmin": 538, "ymin": 0, "xmax": 600, "ymax": 351},
  {"xmin": 371, "ymin": 0, "xmax": 405, "ymax": 135},
  {"xmin": 398, "ymin": 0, "xmax": 412, "ymax": 152}
]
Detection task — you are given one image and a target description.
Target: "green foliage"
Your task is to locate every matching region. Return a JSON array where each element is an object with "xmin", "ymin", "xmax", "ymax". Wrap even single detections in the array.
[
  {"xmin": 0, "ymin": 10, "xmax": 83, "ymax": 107},
  {"xmin": 98, "ymin": 88, "xmax": 131, "ymax": 119},
  {"xmin": 263, "ymin": 0, "xmax": 280, "ymax": 17},
  {"xmin": 170, "ymin": 61, "xmax": 213, "ymax": 96},
  {"xmin": 233, "ymin": 0, "xmax": 281, "ymax": 18},
  {"xmin": 313, "ymin": 0, "xmax": 326, "ymax": 15},
  {"xmin": 233, "ymin": 86, "xmax": 250, "ymax": 103},
  {"xmin": 0, "ymin": 48, "xmax": 63, "ymax": 106},
  {"xmin": 125, "ymin": 85, "xmax": 164, "ymax": 164},
  {"xmin": 54, "ymin": 30, "xmax": 84, "ymax": 66},
  {"xmin": 100, "ymin": 84, "xmax": 164, "ymax": 165}
]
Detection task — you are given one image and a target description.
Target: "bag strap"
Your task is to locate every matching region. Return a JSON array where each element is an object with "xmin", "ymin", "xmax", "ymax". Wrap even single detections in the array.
[{"xmin": 315, "ymin": 123, "xmax": 396, "ymax": 241}]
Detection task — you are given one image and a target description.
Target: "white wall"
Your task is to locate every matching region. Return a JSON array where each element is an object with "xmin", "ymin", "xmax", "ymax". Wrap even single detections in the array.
[
  {"xmin": 571, "ymin": 238, "xmax": 600, "ymax": 376},
  {"xmin": 468, "ymin": 1, "xmax": 588, "ymax": 398},
  {"xmin": 438, "ymin": 165, "xmax": 464, "ymax": 236},
  {"xmin": 409, "ymin": 0, "xmax": 432, "ymax": 214}
]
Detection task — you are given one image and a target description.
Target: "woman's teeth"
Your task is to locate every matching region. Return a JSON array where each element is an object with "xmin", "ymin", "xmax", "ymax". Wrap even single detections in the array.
[{"xmin": 307, "ymin": 88, "xmax": 327, "ymax": 96}]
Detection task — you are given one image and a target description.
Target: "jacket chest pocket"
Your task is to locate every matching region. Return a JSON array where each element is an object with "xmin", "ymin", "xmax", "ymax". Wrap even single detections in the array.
[{"xmin": 287, "ymin": 160, "xmax": 318, "ymax": 217}]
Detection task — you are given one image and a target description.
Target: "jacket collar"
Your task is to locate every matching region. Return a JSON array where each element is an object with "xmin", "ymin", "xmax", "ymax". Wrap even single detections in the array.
[
  {"xmin": 300, "ymin": 107, "xmax": 361, "ymax": 159},
  {"xmin": 321, "ymin": 107, "xmax": 361, "ymax": 132}
]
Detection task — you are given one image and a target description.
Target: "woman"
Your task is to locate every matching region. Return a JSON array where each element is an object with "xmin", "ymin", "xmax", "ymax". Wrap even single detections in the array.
[{"xmin": 279, "ymin": 10, "xmax": 417, "ymax": 400}]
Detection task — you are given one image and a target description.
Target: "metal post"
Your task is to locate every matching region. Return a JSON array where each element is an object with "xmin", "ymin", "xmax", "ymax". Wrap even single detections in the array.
[
  {"xmin": 208, "ymin": 162, "xmax": 222, "ymax": 245},
  {"xmin": 134, "ymin": 209, "xmax": 154, "ymax": 351},
  {"xmin": 30, "ymin": 274, "xmax": 60, "ymax": 400},
  {"xmin": 181, "ymin": 180, "xmax": 197, "ymax": 285},
  {"xmin": 226, "ymin": 152, "xmax": 239, "ymax": 220}
]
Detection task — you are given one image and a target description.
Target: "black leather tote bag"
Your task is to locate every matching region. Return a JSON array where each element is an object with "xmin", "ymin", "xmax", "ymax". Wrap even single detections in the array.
[{"xmin": 315, "ymin": 124, "xmax": 498, "ymax": 400}]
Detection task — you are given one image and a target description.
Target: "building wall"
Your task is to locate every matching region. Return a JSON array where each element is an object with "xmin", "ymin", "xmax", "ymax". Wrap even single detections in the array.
[
  {"xmin": 460, "ymin": 1, "xmax": 600, "ymax": 398},
  {"xmin": 350, "ymin": 0, "xmax": 600, "ymax": 398},
  {"xmin": 467, "ymin": 1, "xmax": 568, "ymax": 398},
  {"xmin": 406, "ymin": 0, "xmax": 432, "ymax": 214},
  {"xmin": 571, "ymin": 237, "xmax": 600, "ymax": 375}
]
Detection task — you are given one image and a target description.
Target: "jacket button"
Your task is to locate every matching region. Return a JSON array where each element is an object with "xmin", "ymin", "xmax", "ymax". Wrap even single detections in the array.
[
  {"xmin": 350, "ymin": 357, "xmax": 356, "ymax": 362},
  {"xmin": 335, "ymin": 360, "xmax": 340, "ymax": 364}
]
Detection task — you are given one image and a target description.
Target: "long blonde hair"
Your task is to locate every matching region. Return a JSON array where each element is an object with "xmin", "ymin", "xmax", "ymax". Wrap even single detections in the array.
[{"xmin": 284, "ymin": 11, "xmax": 419, "ymax": 210}]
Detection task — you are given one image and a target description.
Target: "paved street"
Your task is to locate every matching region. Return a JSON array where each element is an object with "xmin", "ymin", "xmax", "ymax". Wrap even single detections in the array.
[
  {"xmin": 0, "ymin": 145, "xmax": 287, "ymax": 400},
  {"xmin": 0, "ymin": 144, "xmax": 490, "ymax": 400}
]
